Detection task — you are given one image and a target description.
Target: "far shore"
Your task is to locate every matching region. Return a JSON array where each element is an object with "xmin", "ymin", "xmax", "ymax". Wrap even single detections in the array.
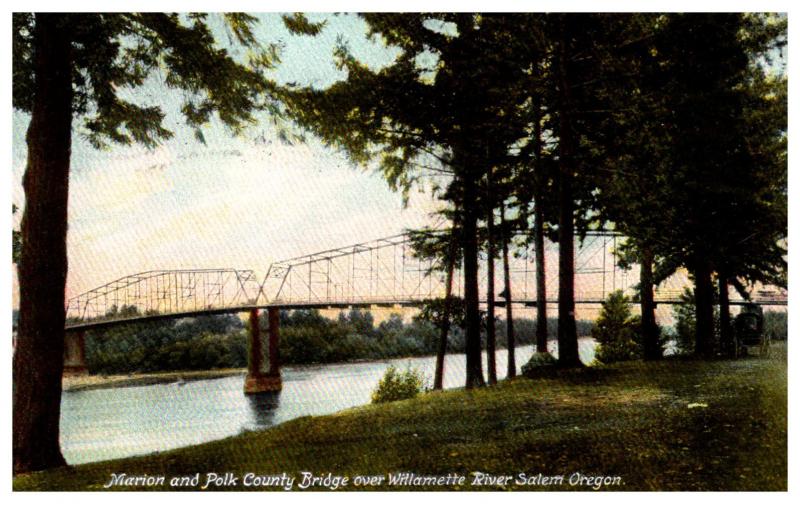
[
  {"xmin": 62, "ymin": 368, "xmax": 246, "ymax": 393},
  {"xmin": 60, "ymin": 341, "xmax": 592, "ymax": 393}
]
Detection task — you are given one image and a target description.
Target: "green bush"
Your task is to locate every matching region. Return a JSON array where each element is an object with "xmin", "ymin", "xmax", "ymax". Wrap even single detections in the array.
[
  {"xmin": 520, "ymin": 351, "xmax": 557, "ymax": 377},
  {"xmin": 593, "ymin": 291, "xmax": 641, "ymax": 363},
  {"xmin": 670, "ymin": 288, "xmax": 696, "ymax": 355},
  {"xmin": 763, "ymin": 311, "xmax": 787, "ymax": 341},
  {"xmin": 371, "ymin": 366, "xmax": 425, "ymax": 404}
]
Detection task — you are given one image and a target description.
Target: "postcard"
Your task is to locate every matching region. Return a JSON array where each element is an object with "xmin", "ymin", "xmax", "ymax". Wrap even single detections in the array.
[{"xmin": 10, "ymin": 10, "xmax": 788, "ymax": 493}]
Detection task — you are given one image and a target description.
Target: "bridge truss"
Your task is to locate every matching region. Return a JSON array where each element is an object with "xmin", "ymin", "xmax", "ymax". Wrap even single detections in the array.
[
  {"xmin": 65, "ymin": 232, "xmax": 787, "ymax": 328},
  {"xmin": 66, "ymin": 269, "xmax": 261, "ymax": 324}
]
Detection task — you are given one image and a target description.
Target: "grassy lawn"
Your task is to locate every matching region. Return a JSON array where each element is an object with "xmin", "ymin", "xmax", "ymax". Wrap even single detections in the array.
[{"xmin": 14, "ymin": 343, "xmax": 787, "ymax": 491}]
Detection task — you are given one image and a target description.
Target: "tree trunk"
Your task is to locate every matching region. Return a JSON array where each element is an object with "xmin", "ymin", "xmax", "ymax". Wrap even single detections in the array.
[
  {"xmin": 556, "ymin": 166, "xmax": 580, "ymax": 367},
  {"xmin": 433, "ymin": 243, "xmax": 456, "ymax": 390},
  {"xmin": 555, "ymin": 25, "xmax": 581, "ymax": 368},
  {"xmin": 486, "ymin": 199, "xmax": 497, "ymax": 385},
  {"xmin": 532, "ymin": 100, "xmax": 548, "ymax": 354},
  {"xmin": 718, "ymin": 271, "xmax": 733, "ymax": 358},
  {"xmin": 534, "ymin": 196, "xmax": 548, "ymax": 353},
  {"xmin": 500, "ymin": 204, "xmax": 516, "ymax": 378},
  {"xmin": 461, "ymin": 173, "xmax": 485, "ymax": 388},
  {"xmin": 14, "ymin": 13, "xmax": 73, "ymax": 474},
  {"xmin": 693, "ymin": 258, "xmax": 715, "ymax": 359},
  {"xmin": 640, "ymin": 245, "xmax": 661, "ymax": 360}
]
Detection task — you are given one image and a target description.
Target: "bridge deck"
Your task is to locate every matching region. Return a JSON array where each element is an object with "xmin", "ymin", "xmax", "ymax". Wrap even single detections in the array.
[{"xmin": 64, "ymin": 298, "xmax": 787, "ymax": 331}]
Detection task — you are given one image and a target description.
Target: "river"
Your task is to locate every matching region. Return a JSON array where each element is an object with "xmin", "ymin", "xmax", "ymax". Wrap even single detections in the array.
[{"xmin": 60, "ymin": 339, "xmax": 597, "ymax": 465}]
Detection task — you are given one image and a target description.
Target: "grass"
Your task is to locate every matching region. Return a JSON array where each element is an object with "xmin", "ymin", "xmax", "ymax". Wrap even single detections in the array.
[{"xmin": 15, "ymin": 343, "xmax": 787, "ymax": 491}]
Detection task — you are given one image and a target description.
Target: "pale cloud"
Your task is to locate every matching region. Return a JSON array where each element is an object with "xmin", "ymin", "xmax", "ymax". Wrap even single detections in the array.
[
  {"xmin": 52, "ymin": 138, "xmax": 441, "ymax": 303},
  {"xmin": 8, "ymin": 13, "xmax": 442, "ymax": 306}
]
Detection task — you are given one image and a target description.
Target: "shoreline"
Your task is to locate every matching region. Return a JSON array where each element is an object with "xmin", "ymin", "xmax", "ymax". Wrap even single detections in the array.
[
  {"xmin": 62, "ymin": 368, "xmax": 246, "ymax": 392},
  {"xmin": 61, "ymin": 340, "xmax": 596, "ymax": 393},
  {"xmin": 21, "ymin": 343, "xmax": 788, "ymax": 491}
]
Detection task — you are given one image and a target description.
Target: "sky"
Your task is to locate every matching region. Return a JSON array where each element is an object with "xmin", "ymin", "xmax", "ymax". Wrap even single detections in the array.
[
  {"xmin": 10, "ymin": 13, "xmax": 443, "ymax": 307},
  {"xmin": 8, "ymin": 9, "xmax": 791, "ymax": 314}
]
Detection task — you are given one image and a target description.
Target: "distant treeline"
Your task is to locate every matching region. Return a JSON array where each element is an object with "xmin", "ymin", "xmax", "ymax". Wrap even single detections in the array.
[
  {"xmin": 84, "ymin": 306, "xmax": 594, "ymax": 375},
  {"xmin": 85, "ymin": 312, "xmax": 246, "ymax": 375}
]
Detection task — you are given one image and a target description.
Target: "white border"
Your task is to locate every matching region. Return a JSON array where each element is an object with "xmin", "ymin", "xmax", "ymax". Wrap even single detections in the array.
[{"xmin": 2, "ymin": 3, "xmax": 796, "ymax": 507}]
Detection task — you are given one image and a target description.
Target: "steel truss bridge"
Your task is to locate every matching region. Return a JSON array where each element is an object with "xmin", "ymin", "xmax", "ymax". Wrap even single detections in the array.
[{"xmin": 65, "ymin": 231, "xmax": 787, "ymax": 331}]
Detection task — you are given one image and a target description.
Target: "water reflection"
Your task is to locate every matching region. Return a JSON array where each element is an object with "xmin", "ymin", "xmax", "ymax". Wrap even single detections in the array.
[{"xmin": 245, "ymin": 391, "xmax": 281, "ymax": 427}]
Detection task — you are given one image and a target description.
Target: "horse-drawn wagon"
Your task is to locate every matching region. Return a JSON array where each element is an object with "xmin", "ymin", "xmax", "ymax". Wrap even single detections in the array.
[{"xmin": 734, "ymin": 303, "xmax": 769, "ymax": 357}]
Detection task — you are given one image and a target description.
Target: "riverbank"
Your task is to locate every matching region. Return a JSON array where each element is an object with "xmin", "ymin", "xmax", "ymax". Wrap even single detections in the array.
[
  {"xmin": 18, "ymin": 342, "xmax": 786, "ymax": 491},
  {"xmin": 62, "ymin": 341, "xmax": 583, "ymax": 393},
  {"xmin": 62, "ymin": 368, "xmax": 246, "ymax": 392}
]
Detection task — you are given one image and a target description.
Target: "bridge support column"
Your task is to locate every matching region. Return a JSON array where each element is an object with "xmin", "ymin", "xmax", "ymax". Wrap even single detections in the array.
[
  {"xmin": 244, "ymin": 308, "xmax": 282, "ymax": 394},
  {"xmin": 63, "ymin": 330, "xmax": 88, "ymax": 376}
]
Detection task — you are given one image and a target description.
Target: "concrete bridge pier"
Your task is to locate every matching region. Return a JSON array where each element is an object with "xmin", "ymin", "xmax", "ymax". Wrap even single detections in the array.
[
  {"xmin": 244, "ymin": 308, "xmax": 282, "ymax": 394},
  {"xmin": 63, "ymin": 330, "xmax": 89, "ymax": 376}
]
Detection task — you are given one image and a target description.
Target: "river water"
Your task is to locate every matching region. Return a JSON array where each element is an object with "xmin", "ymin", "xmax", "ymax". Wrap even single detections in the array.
[{"xmin": 61, "ymin": 339, "xmax": 597, "ymax": 465}]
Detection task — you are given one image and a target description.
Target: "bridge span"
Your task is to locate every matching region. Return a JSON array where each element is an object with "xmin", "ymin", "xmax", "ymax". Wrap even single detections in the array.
[{"xmin": 61, "ymin": 231, "xmax": 787, "ymax": 391}]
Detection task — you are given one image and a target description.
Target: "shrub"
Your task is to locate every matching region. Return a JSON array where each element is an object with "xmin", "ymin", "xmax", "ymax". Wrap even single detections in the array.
[
  {"xmin": 670, "ymin": 288, "xmax": 696, "ymax": 355},
  {"xmin": 668, "ymin": 288, "xmax": 721, "ymax": 355},
  {"xmin": 763, "ymin": 311, "xmax": 787, "ymax": 341},
  {"xmin": 593, "ymin": 291, "xmax": 641, "ymax": 363},
  {"xmin": 371, "ymin": 366, "xmax": 425, "ymax": 404},
  {"xmin": 520, "ymin": 351, "xmax": 557, "ymax": 377}
]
